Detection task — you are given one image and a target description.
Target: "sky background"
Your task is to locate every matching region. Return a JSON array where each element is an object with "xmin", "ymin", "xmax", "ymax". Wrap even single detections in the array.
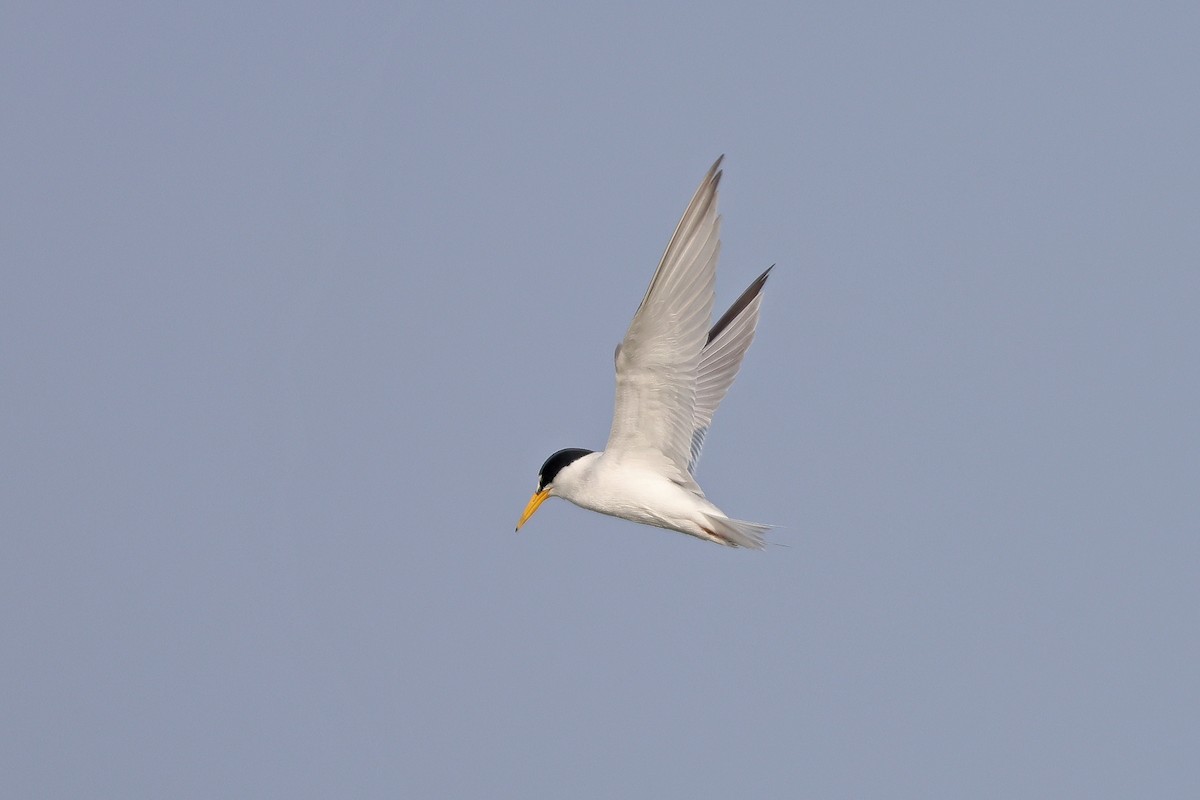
[{"xmin": 3, "ymin": 2, "xmax": 1198, "ymax": 797}]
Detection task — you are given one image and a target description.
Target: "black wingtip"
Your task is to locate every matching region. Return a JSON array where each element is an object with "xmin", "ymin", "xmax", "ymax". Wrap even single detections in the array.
[
  {"xmin": 708, "ymin": 155, "xmax": 726, "ymax": 187},
  {"xmin": 706, "ymin": 264, "xmax": 774, "ymax": 345}
]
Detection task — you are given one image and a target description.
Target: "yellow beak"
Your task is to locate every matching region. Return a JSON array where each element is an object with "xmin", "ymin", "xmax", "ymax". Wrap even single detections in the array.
[{"xmin": 516, "ymin": 488, "xmax": 551, "ymax": 531}]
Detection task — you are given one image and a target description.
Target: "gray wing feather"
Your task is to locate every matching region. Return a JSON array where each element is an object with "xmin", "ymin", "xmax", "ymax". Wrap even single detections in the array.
[
  {"xmin": 606, "ymin": 158, "xmax": 724, "ymax": 480},
  {"xmin": 687, "ymin": 266, "xmax": 772, "ymax": 473}
]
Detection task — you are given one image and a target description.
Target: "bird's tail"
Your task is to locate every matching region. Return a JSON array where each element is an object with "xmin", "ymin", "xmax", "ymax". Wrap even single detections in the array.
[{"xmin": 701, "ymin": 513, "xmax": 771, "ymax": 550}]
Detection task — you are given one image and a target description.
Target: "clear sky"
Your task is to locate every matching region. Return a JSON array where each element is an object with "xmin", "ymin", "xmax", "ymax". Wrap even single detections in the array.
[{"xmin": 4, "ymin": 2, "xmax": 1198, "ymax": 797}]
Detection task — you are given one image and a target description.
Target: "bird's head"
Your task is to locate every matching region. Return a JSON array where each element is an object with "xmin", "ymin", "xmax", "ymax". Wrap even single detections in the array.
[{"xmin": 515, "ymin": 448, "xmax": 595, "ymax": 531}]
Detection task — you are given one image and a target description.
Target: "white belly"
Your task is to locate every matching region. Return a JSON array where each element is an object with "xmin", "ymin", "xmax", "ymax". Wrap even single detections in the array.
[{"xmin": 557, "ymin": 452, "xmax": 723, "ymax": 536}]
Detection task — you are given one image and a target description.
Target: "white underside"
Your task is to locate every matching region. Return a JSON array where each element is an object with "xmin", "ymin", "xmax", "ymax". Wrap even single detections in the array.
[{"xmin": 549, "ymin": 452, "xmax": 767, "ymax": 548}]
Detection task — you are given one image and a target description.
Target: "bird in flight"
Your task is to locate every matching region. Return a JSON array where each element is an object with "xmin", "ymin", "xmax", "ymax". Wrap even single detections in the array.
[{"xmin": 516, "ymin": 156, "xmax": 773, "ymax": 548}]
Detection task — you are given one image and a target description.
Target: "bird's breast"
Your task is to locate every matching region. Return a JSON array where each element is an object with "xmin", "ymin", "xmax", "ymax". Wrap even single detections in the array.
[{"xmin": 558, "ymin": 455, "xmax": 708, "ymax": 530}]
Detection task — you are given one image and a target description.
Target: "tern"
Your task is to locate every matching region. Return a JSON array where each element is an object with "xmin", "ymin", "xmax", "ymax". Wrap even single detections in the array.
[{"xmin": 516, "ymin": 156, "xmax": 772, "ymax": 548}]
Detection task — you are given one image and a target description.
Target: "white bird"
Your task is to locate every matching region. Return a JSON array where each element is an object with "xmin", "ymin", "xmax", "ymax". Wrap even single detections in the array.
[{"xmin": 516, "ymin": 156, "xmax": 773, "ymax": 548}]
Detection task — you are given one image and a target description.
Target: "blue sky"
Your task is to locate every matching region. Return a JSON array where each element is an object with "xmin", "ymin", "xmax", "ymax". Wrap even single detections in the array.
[{"xmin": 3, "ymin": 2, "xmax": 1198, "ymax": 797}]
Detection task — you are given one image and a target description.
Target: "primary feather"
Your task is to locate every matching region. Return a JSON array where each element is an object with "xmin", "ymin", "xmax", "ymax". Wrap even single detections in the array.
[{"xmin": 688, "ymin": 265, "xmax": 773, "ymax": 473}]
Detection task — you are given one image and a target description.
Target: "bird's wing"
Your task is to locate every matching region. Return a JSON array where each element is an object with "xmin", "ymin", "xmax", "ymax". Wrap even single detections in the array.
[
  {"xmin": 687, "ymin": 266, "xmax": 772, "ymax": 473},
  {"xmin": 605, "ymin": 157, "xmax": 723, "ymax": 482}
]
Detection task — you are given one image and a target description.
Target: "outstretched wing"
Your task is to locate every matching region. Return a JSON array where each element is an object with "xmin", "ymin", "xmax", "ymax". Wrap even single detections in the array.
[
  {"xmin": 688, "ymin": 266, "xmax": 772, "ymax": 473},
  {"xmin": 605, "ymin": 157, "xmax": 723, "ymax": 481}
]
